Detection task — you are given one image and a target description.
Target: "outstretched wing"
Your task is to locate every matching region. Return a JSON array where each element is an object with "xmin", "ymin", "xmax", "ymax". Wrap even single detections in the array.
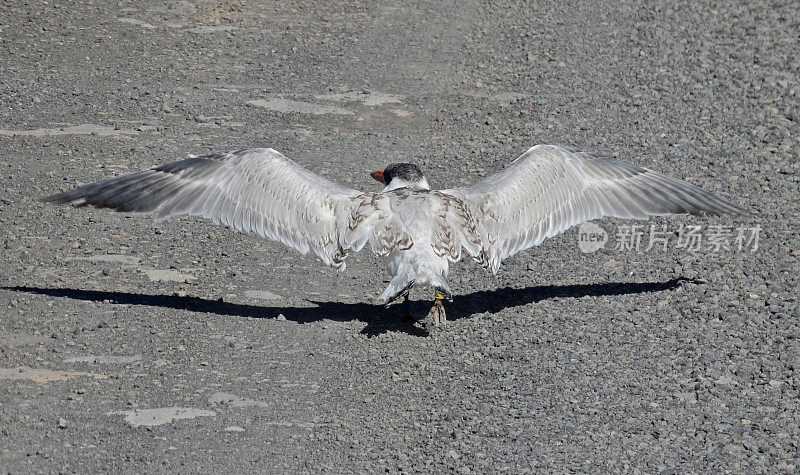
[
  {"xmin": 443, "ymin": 144, "xmax": 741, "ymax": 272},
  {"xmin": 44, "ymin": 148, "xmax": 375, "ymax": 269}
]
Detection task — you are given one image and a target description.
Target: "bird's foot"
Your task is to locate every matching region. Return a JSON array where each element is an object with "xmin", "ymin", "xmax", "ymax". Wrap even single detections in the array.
[
  {"xmin": 434, "ymin": 287, "xmax": 453, "ymax": 302},
  {"xmin": 423, "ymin": 292, "xmax": 447, "ymax": 333}
]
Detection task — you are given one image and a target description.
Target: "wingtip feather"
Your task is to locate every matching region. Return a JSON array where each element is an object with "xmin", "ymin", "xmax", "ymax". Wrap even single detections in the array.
[{"xmin": 41, "ymin": 189, "xmax": 83, "ymax": 205}]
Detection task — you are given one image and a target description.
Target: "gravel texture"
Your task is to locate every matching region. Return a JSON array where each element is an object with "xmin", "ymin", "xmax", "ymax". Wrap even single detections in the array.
[{"xmin": 1, "ymin": 0, "xmax": 798, "ymax": 472}]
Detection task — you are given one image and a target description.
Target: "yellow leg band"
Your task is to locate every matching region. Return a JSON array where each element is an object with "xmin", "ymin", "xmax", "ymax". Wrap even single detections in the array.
[{"xmin": 434, "ymin": 292, "xmax": 445, "ymax": 300}]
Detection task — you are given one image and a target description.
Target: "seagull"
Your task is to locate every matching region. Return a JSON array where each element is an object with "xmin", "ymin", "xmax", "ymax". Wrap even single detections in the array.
[{"xmin": 44, "ymin": 145, "xmax": 740, "ymax": 330}]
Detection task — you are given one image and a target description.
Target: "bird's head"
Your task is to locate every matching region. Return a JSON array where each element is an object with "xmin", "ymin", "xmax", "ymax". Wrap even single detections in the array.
[{"xmin": 371, "ymin": 163, "xmax": 430, "ymax": 191}]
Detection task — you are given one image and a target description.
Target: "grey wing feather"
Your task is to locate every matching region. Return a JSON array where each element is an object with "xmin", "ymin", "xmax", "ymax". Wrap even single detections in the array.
[
  {"xmin": 443, "ymin": 144, "xmax": 741, "ymax": 272},
  {"xmin": 44, "ymin": 148, "xmax": 374, "ymax": 269}
]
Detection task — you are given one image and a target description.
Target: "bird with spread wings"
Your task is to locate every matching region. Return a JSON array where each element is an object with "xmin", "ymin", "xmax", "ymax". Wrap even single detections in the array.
[{"xmin": 45, "ymin": 145, "xmax": 740, "ymax": 330}]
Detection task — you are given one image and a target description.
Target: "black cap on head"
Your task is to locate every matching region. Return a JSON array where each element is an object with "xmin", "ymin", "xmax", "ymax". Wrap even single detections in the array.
[{"xmin": 383, "ymin": 163, "xmax": 423, "ymax": 185}]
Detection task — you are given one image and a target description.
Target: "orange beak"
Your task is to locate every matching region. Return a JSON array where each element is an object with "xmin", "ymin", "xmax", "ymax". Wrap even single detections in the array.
[{"xmin": 371, "ymin": 169, "xmax": 385, "ymax": 183}]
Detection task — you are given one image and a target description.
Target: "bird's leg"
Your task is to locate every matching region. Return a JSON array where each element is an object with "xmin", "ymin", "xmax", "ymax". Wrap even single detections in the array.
[
  {"xmin": 401, "ymin": 293, "xmax": 414, "ymax": 321},
  {"xmin": 423, "ymin": 291, "xmax": 447, "ymax": 332}
]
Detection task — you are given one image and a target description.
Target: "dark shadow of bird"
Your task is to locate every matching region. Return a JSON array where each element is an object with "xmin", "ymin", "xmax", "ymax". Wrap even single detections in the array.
[{"xmin": 3, "ymin": 278, "xmax": 695, "ymax": 337}]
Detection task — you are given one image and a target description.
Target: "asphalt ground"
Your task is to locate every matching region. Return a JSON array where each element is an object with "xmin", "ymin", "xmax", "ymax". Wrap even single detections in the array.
[{"xmin": 1, "ymin": 0, "xmax": 798, "ymax": 472}]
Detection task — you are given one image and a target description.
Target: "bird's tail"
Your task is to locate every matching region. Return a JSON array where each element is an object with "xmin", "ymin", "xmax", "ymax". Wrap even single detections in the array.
[
  {"xmin": 379, "ymin": 272, "xmax": 415, "ymax": 307},
  {"xmin": 378, "ymin": 270, "xmax": 452, "ymax": 307}
]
